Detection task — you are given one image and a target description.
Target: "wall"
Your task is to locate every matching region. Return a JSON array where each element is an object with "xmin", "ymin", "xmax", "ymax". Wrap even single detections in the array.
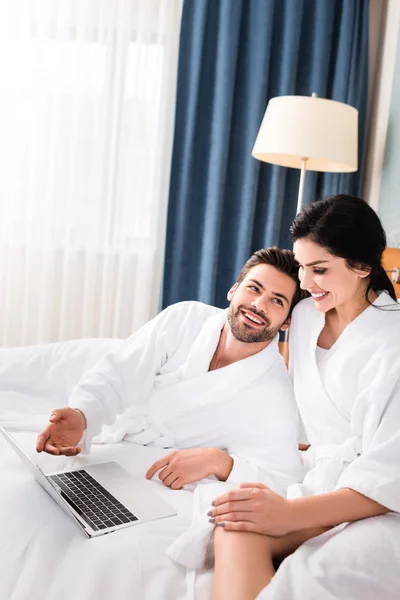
[
  {"xmin": 378, "ymin": 33, "xmax": 400, "ymax": 247},
  {"xmin": 362, "ymin": 0, "xmax": 399, "ymax": 211}
]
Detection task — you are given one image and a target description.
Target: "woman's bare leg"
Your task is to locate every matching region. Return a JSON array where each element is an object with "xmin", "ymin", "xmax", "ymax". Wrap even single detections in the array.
[
  {"xmin": 212, "ymin": 528, "xmax": 274, "ymax": 600},
  {"xmin": 212, "ymin": 525, "xmax": 330, "ymax": 600}
]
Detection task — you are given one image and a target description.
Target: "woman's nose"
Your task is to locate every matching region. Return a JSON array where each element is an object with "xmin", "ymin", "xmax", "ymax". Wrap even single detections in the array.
[{"xmin": 299, "ymin": 269, "xmax": 312, "ymax": 290}]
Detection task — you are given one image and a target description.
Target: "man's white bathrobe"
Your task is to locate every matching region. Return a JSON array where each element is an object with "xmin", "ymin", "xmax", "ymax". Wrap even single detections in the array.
[
  {"xmin": 68, "ymin": 301, "xmax": 302, "ymax": 492},
  {"xmin": 258, "ymin": 291, "xmax": 400, "ymax": 600}
]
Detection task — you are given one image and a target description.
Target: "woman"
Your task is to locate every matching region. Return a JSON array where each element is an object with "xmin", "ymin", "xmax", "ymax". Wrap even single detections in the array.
[{"xmin": 210, "ymin": 195, "xmax": 400, "ymax": 600}]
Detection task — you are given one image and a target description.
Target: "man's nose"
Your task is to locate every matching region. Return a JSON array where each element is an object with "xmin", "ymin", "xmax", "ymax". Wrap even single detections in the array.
[{"xmin": 251, "ymin": 296, "xmax": 268, "ymax": 314}]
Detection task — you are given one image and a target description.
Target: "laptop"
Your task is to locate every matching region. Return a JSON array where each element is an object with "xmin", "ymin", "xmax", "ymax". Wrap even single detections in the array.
[{"xmin": 0, "ymin": 426, "xmax": 177, "ymax": 538}]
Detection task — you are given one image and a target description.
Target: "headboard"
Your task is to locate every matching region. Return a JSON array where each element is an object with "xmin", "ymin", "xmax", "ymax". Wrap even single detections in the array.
[{"xmin": 383, "ymin": 248, "xmax": 400, "ymax": 299}]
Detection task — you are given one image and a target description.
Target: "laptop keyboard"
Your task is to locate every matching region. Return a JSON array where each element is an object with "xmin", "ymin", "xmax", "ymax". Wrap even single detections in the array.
[{"xmin": 49, "ymin": 469, "xmax": 138, "ymax": 532}]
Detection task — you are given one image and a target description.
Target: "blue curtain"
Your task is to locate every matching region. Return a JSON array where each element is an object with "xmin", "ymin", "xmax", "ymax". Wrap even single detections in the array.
[{"xmin": 162, "ymin": 0, "xmax": 369, "ymax": 309}]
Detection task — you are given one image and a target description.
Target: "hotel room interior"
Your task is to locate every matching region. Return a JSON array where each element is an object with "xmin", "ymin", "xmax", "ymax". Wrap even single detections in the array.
[{"xmin": 0, "ymin": 1, "xmax": 399, "ymax": 599}]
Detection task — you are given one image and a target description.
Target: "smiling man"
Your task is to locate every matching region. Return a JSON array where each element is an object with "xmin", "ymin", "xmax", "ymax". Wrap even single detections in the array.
[{"xmin": 37, "ymin": 248, "xmax": 305, "ymax": 495}]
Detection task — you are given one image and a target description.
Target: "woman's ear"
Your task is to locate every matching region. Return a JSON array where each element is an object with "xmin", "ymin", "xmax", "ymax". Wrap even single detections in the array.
[
  {"xmin": 350, "ymin": 264, "xmax": 372, "ymax": 279},
  {"xmin": 227, "ymin": 282, "xmax": 238, "ymax": 301}
]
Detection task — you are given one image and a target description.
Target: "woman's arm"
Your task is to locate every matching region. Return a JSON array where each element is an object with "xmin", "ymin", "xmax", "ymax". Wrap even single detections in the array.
[
  {"xmin": 210, "ymin": 484, "xmax": 389, "ymax": 536},
  {"xmin": 288, "ymin": 488, "xmax": 389, "ymax": 531}
]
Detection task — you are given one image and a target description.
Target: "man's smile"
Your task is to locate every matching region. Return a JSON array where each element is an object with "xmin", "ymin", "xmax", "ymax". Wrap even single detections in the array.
[{"xmin": 241, "ymin": 309, "xmax": 267, "ymax": 327}]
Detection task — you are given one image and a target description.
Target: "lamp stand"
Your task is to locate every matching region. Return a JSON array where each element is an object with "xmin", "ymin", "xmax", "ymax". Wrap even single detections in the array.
[
  {"xmin": 284, "ymin": 157, "xmax": 309, "ymax": 347},
  {"xmin": 296, "ymin": 157, "xmax": 308, "ymax": 214}
]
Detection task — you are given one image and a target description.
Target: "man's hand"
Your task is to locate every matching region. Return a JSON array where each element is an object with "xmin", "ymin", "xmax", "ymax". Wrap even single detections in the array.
[
  {"xmin": 145, "ymin": 448, "xmax": 234, "ymax": 490},
  {"xmin": 36, "ymin": 408, "xmax": 87, "ymax": 456},
  {"xmin": 209, "ymin": 482, "xmax": 294, "ymax": 536}
]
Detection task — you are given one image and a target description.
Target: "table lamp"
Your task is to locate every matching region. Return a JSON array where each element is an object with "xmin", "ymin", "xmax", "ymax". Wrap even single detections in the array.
[{"xmin": 252, "ymin": 93, "xmax": 358, "ymax": 213}]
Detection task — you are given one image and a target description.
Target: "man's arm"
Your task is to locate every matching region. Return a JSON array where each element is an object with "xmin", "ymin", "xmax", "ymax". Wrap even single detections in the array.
[
  {"xmin": 37, "ymin": 304, "xmax": 184, "ymax": 455},
  {"xmin": 146, "ymin": 448, "xmax": 234, "ymax": 489}
]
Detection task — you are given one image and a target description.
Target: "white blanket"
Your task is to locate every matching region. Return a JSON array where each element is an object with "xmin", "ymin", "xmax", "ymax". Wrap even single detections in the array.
[
  {"xmin": 0, "ymin": 432, "xmax": 214, "ymax": 600},
  {"xmin": 0, "ymin": 339, "xmax": 213, "ymax": 600}
]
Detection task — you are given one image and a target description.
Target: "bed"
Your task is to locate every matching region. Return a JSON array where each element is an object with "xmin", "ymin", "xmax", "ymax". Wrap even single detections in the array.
[{"xmin": 0, "ymin": 339, "xmax": 213, "ymax": 600}]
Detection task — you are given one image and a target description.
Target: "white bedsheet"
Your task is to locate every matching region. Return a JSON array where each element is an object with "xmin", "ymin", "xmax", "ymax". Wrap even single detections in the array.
[
  {"xmin": 3, "ymin": 338, "xmax": 396, "ymax": 600},
  {"xmin": 0, "ymin": 339, "xmax": 213, "ymax": 600},
  {"xmin": 0, "ymin": 433, "xmax": 213, "ymax": 600}
]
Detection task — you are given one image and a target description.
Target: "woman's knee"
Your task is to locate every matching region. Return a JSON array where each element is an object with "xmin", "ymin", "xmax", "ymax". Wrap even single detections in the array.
[{"xmin": 214, "ymin": 526, "xmax": 275, "ymax": 558}]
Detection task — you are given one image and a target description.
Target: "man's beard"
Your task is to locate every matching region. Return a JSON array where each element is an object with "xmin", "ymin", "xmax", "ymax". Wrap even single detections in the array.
[{"xmin": 227, "ymin": 304, "xmax": 281, "ymax": 343}]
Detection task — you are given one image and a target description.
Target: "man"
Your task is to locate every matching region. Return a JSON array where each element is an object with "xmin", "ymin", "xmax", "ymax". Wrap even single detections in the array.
[{"xmin": 37, "ymin": 247, "xmax": 305, "ymax": 494}]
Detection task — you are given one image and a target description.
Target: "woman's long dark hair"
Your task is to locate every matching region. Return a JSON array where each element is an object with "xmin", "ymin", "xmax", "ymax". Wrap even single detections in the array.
[{"xmin": 290, "ymin": 194, "xmax": 397, "ymax": 303}]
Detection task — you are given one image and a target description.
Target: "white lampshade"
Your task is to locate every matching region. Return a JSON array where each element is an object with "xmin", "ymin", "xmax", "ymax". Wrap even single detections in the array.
[{"xmin": 252, "ymin": 95, "xmax": 358, "ymax": 173}]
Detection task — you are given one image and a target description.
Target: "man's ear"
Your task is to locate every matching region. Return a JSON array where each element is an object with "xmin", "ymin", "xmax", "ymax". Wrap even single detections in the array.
[
  {"xmin": 280, "ymin": 317, "xmax": 291, "ymax": 331},
  {"xmin": 227, "ymin": 282, "xmax": 238, "ymax": 302}
]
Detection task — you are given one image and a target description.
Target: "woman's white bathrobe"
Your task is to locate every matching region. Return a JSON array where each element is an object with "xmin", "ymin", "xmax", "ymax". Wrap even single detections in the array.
[
  {"xmin": 258, "ymin": 292, "xmax": 400, "ymax": 600},
  {"xmin": 68, "ymin": 301, "xmax": 303, "ymax": 493}
]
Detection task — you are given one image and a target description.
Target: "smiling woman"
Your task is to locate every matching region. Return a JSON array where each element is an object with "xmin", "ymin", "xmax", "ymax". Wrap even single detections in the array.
[
  {"xmin": 212, "ymin": 195, "xmax": 400, "ymax": 600},
  {"xmin": 291, "ymin": 194, "xmax": 397, "ymax": 308}
]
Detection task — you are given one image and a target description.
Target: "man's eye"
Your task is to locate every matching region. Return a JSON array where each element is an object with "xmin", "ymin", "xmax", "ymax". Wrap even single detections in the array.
[
  {"xmin": 273, "ymin": 298, "xmax": 283, "ymax": 306},
  {"xmin": 249, "ymin": 285, "xmax": 259, "ymax": 292}
]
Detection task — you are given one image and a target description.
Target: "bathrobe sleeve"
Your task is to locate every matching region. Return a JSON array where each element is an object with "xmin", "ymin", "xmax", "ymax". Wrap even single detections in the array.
[
  {"xmin": 68, "ymin": 303, "xmax": 189, "ymax": 448},
  {"xmin": 225, "ymin": 380, "xmax": 304, "ymax": 495},
  {"xmin": 335, "ymin": 372, "xmax": 400, "ymax": 512}
]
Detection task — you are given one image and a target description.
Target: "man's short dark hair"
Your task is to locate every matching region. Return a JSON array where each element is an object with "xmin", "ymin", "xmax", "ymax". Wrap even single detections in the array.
[{"xmin": 236, "ymin": 247, "xmax": 307, "ymax": 316}]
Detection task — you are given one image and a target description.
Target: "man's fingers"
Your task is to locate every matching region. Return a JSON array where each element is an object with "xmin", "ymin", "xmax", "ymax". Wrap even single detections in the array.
[
  {"xmin": 36, "ymin": 425, "xmax": 52, "ymax": 452},
  {"xmin": 43, "ymin": 440, "xmax": 61, "ymax": 455},
  {"xmin": 213, "ymin": 488, "xmax": 252, "ymax": 507},
  {"xmin": 162, "ymin": 472, "xmax": 179, "ymax": 488},
  {"xmin": 170, "ymin": 479, "xmax": 183, "ymax": 490},
  {"xmin": 58, "ymin": 446, "xmax": 81, "ymax": 456},
  {"xmin": 238, "ymin": 482, "xmax": 269, "ymax": 491},
  {"xmin": 158, "ymin": 466, "xmax": 174, "ymax": 482},
  {"xmin": 146, "ymin": 456, "xmax": 171, "ymax": 480},
  {"xmin": 49, "ymin": 409, "xmax": 64, "ymax": 423},
  {"xmin": 42, "ymin": 441, "xmax": 81, "ymax": 456},
  {"xmin": 36, "ymin": 435, "xmax": 46, "ymax": 453}
]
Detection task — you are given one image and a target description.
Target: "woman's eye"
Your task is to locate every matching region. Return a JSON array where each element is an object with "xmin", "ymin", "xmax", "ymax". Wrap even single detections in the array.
[{"xmin": 313, "ymin": 269, "xmax": 327, "ymax": 275}]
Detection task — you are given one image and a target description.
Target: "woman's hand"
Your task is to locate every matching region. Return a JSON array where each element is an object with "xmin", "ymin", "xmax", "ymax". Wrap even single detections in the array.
[
  {"xmin": 146, "ymin": 448, "xmax": 233, "ymax": 489},
  {"xmin": 209, "ymin": 482, "xmax": 295, "ymax": 536}
]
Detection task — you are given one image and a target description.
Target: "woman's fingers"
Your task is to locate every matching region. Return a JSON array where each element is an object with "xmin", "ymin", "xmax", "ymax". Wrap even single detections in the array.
[
  {"xmin": 217, "ymin": 521, "xmax": 257, "ymax": 533},
  {"xmin": 211, "ymin": 498, "xmax": 254, "ymax": 517},
  {"xmin": 213, "ymin": 487, "xmax": 253, "ymax": 507},
  {"xmin": 238, "ymin": 482, "xmax": 269, "ymax": 490},
  {"xmin": 212, "ymin": 511, "xmax": 254, "ymax": 524}
]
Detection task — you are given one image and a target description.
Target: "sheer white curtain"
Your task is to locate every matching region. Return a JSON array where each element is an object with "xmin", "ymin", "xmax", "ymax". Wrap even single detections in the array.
[{"xmin": 0, "ymin": 0, "xmax": 182, "ymax": 346}]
